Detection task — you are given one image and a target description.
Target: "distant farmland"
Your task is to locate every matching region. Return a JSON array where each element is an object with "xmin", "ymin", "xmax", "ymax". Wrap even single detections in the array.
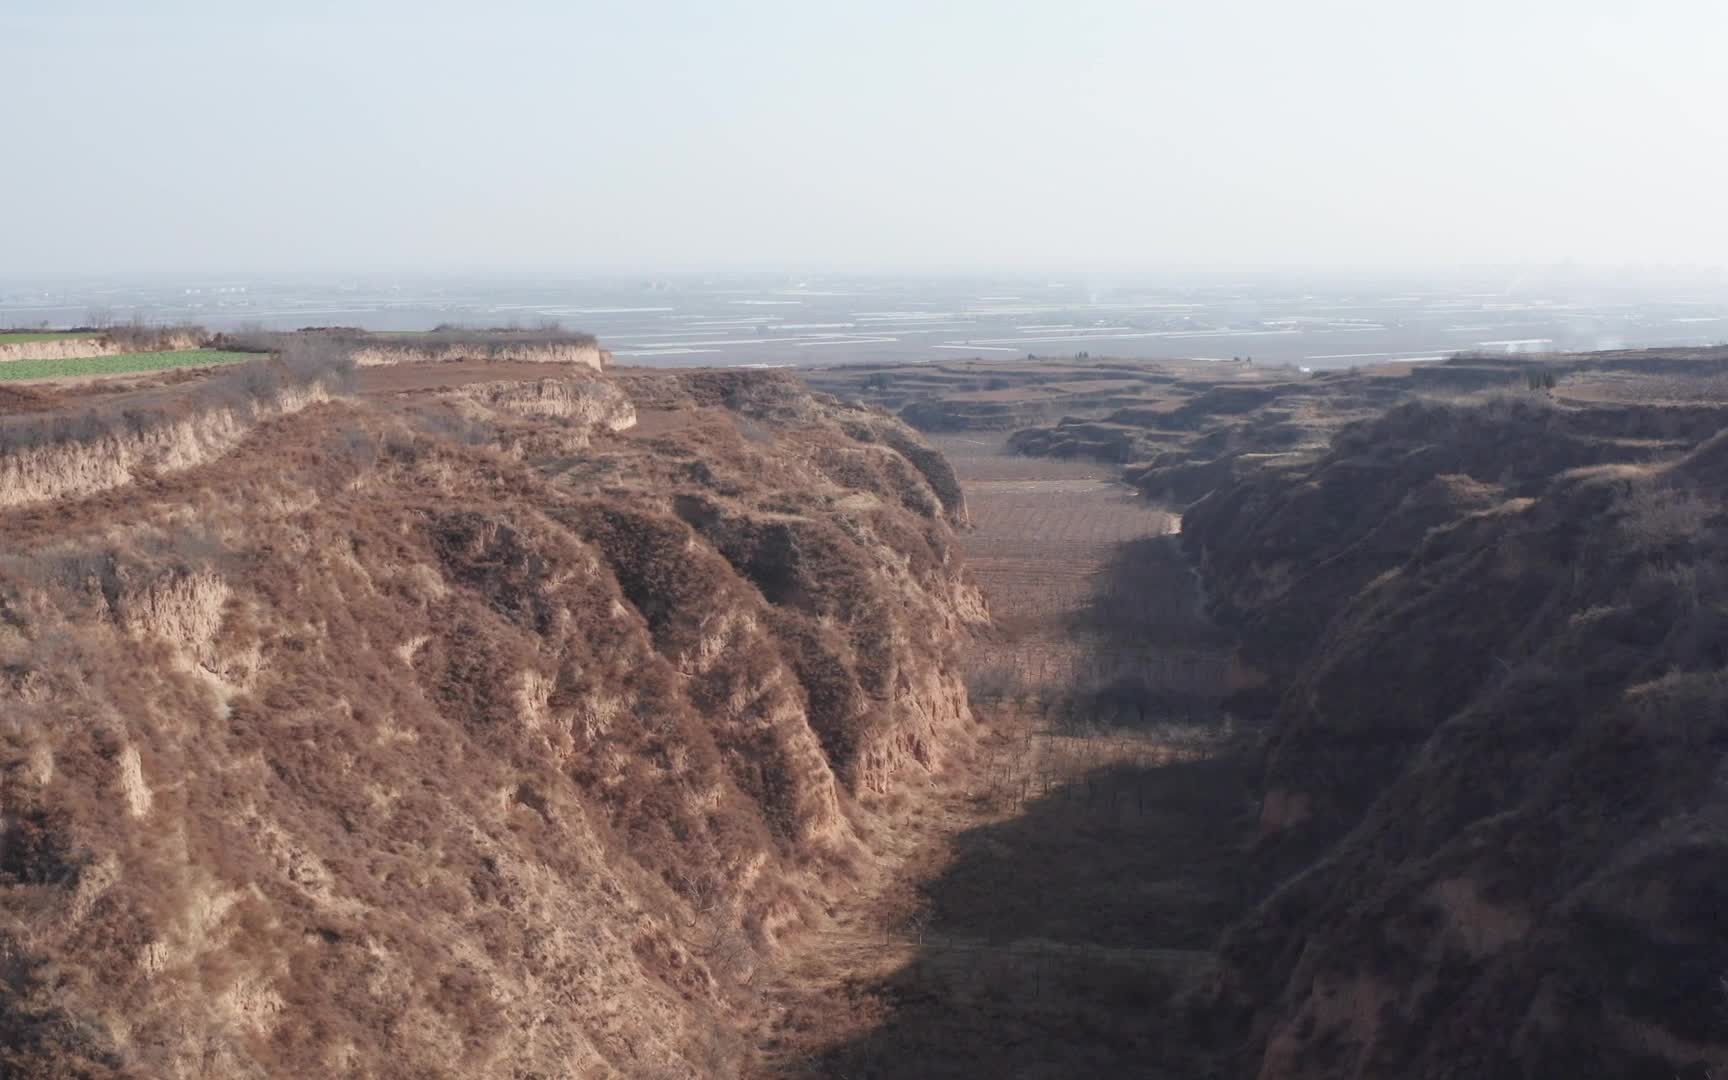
[
  {"xmin": 0, "ymin": 349, "xmax": 255, "ymax": 382},
  {"xmin": 0, "ymin": 331, "xmax": 98, "ymax": 345}
]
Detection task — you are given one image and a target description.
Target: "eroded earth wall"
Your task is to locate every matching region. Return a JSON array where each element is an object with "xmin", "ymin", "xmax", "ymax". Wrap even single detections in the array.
[{"xmin": 0, "ymin": 365, "xmax": 983, "ymax": 1079}]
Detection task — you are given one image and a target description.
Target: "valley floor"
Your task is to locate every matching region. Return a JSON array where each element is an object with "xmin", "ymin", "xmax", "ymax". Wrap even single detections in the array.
[{"xmin": 754, "ymin": 435, "xmax": 1259, "ymax": 1078}]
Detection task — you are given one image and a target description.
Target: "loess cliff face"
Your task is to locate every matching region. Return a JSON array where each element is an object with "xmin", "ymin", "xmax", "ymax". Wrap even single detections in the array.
[
  {"xmin": 0, "ymin": 334, "xmax": 207, "ymax": 366},
  {"xmin": 0, "ymin": 364, "xmax": 983, "ymax": 1078},
  {"xmin": 0, "ymin": 373, "xmax": 346, "ymax": 510},
  {"xmin": 1183, "ymin": 391, "xmax": 1728, "ymax": 1078},
  {"xmin": 347, "ymin": 341, "xmax": 608, "ymax": 371}
]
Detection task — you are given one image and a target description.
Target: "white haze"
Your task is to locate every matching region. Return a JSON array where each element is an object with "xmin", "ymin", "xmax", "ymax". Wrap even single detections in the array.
[{"xmin": 5, "ymin": 0, "xmax": 1727, "ymax": 277}]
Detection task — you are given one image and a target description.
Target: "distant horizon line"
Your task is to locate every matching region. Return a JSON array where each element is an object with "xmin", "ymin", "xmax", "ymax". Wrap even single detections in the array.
[{"xmin": 5, "ymin": 260, "xmax": 1727, "ymax": 285}]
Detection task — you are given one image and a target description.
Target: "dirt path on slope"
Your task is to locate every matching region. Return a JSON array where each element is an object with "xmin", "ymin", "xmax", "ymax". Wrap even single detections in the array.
[{"xmin": 754, "ymin": 435, "xmax": 1258, "ymax": 1079}]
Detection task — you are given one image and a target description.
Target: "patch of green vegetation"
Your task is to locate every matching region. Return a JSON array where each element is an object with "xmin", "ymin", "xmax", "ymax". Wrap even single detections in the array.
[
  {"xmin": 0, "ymin": 331, "xmax": 98, "ymax": 344},
  {"xmin": 0, "ymin": 350, "xmax": 257, "ymax": 382}
]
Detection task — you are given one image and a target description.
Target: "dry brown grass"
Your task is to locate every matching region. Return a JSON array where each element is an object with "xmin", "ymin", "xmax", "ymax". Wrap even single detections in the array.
[{"xmin": 0, "ymin": 368, "xmax": 986, "ymax": 1078}]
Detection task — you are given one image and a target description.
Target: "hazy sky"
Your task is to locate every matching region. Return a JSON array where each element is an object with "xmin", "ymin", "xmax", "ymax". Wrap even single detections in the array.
[{"xmin": 6, "ymin": 1, "xmax": 1727, "ymax": 275}]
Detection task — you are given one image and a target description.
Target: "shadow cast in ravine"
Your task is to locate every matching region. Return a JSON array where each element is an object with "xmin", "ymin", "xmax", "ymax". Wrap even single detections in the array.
[{"xmin": 798, "ymin": 750, "xmax": 1263, "ymax": 1079}]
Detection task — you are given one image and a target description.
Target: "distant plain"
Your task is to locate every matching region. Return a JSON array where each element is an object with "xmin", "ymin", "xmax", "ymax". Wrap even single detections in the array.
[{"xmin": 5, "ymin": 270, "xmax": 1725, "ymax": 370}]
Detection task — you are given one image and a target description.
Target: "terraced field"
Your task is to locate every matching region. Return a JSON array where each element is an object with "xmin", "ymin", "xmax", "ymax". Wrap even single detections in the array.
[
  {"xmin": 0, "ymin": 331, "xmax": 98, "ymax": 344},
  {"xmin": 0, "ymin": 348, "xmax": 255, "ymax": 381}
]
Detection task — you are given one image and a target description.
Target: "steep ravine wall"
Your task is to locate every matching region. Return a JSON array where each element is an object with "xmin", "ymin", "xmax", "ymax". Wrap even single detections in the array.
[
  {"xmin": 350, "ymin": 341, "xmax": 608, "ymax": 371},
  {"xmin": 0, "ymin": 382, "xmax": 336, "ymax": 510},
  {"xmin": 0, "ymin": 333, "xmax": 205, "ymax": 365},
  {"xmin": 1182, "ymin": 395, "xmax": 1728, "ymax": 1079},
  {"xmin": 0, "ymin": 369, "xmax": 984, "ymax": 1078}
]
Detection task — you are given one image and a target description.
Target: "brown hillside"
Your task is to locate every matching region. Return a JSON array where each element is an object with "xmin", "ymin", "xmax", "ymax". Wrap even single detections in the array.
[
  {"xmin": 1182, "ymin": 387, "xmax": 1728, "ymax": 1078},
  {"xmin": 815, "ymin": 347, "xmax": 1728, "ymax": 1077},
  {"xmin": 0, "ymin": 361, "xmax": 983, "ymax": 1078}
]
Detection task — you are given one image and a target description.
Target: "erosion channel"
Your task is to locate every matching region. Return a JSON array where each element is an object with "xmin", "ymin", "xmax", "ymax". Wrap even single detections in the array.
[{"xmin": 763, "ymin": 433, "xmax": 1258, "ymax": 1078}]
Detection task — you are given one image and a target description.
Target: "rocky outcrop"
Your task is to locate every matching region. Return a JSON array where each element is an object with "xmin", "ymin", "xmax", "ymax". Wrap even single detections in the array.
[{"xmin": 0, "ymin": 369, "xmax": 984, "ymax": 1078}]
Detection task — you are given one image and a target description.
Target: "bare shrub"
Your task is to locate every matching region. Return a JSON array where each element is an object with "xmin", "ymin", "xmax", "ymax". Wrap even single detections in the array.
[
  {"xmin": 1618, "ymin": 484, "xmax": 1715, "ymax": 549},
  {"xmin": 105, "ymin": 319, "xmax": 208, "ymax": 352},
  {"xmin": 1627, "ymin": 669, "xmax": 1728, "ymax": 747},
  {"xmin": 208, "ymin": 327, "xmax": 279, "ymax": 353},
  {"xmin": 344, "ymin": 326, "xmax": 595, "ymax": 350},
  {"xmin": 408, "ymin": 405, "xmax": 497, "ymax": 448},
  {"xmin": 1407, "ymin": 388, "xmax": 1560, "ymax": 420},
  {"xmin": 278, "ymin": 335, "xmax": 356, "ymax": 389},
  {"xmin": 196, "ymin": 347, "xmax": 345, "ymax": 411},
  {"xmin": 967, "ymin": 664, "xmax": 1024, "ymax": 702},
  {"xmin": 214, "ymin": 327, "xmax": 599, "ymax": 363}
]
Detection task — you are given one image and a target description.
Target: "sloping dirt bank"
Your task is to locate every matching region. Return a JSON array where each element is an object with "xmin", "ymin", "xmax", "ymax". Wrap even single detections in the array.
[
  {"xmin": 1182, "ymin": 392, "xmax": 1728, "ymax": 1079},
  {"xmin": 0, "ymin": 365, "xmax": 984, "ymax": 1078}
]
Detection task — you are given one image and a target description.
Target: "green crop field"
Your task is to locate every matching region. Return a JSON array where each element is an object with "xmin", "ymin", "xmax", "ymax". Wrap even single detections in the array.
[
  {"xmin": 0, "ymin": 349, "xmax": 257, "ymax": 382},
  {"xmin": 0, "ymin": 331, "xmax": 100, "ymax": 345}
]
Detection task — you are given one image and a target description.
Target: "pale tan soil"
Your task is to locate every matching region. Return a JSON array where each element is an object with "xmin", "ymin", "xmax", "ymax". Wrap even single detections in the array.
[
  {"xmin": 0, "ymin": 336, "xmax": 195, "ymax": 364},
  {"xmin": 355, "ymin": 359, "xmax": 609, "ymax": 395}
]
